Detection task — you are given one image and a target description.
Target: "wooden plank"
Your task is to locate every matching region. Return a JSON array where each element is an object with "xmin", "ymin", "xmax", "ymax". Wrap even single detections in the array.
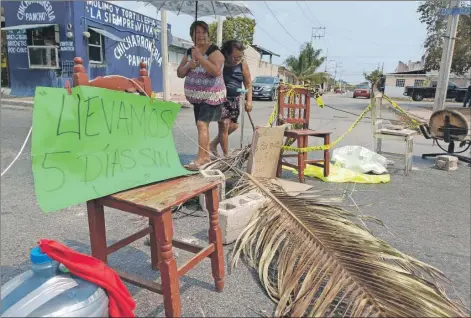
[
  {"xmin": 177, "ymin": 244, "xmax": 215, "ymax": 278},
  {"xmin": 114, "ymin": 269, "xmax": 163, "ymax": 294},
  {"xmin": 106, "ymin": 227, "xmax": 153, "ymax": 255}
]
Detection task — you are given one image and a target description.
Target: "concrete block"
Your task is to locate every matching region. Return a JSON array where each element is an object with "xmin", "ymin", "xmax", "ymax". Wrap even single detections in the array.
[
  {"xmin": 435, "ymin": 155, "xmax": 458, "ymax": 171},
  {"xmin": 219, "ymin": 192, "xmax": 267, "ymax": 245},
  {"xmin": 199, "ymin": 169, "xmax": 226, "ymax": 213}
]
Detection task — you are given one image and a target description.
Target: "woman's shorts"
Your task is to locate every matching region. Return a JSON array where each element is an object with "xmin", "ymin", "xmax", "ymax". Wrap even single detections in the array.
[
  {"xmin": 221, "ymin": 96, "xmax": 241, "ymax": 124},
  {"xmin": 193, "ymin": 103, "xmax": 222, "ymax": 123}
]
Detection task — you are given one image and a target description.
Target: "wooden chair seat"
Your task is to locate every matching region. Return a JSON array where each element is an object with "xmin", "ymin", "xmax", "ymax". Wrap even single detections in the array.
[{"xmin": 285, "ymin": 129, "xmax": 332, "ymax": 137}]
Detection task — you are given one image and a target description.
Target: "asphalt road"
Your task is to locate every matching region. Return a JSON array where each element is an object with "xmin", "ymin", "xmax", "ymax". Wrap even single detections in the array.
[{"xmin": 1, "ymin": 94, "xmax": 470, "ymax": 315}]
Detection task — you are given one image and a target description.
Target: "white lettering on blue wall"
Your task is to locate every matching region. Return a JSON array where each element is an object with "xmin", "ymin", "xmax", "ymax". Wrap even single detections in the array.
[
  {"xmin": 17, "ymin": 1, "xmax": 56, "ymax": 22},
  {"xmin": 60, "ymin": 41, "xmax": 75, "ymax": 52},
  {"xmin": 114, "ymin": 35, "xmax": 162, "ymax": 67},
  {"xmin": 6, "ymin": 30, "xmax": 28, "ymax": 54},
  {"xmin": 85, "ymin": 1, "xmax": 166, "ymax": 37}
]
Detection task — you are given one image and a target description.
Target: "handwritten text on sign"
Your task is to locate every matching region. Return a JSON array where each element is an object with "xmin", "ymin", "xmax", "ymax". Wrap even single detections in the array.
[{"xmin": 31, "ymin": 86, "xmax": 192, "ymax": 212}]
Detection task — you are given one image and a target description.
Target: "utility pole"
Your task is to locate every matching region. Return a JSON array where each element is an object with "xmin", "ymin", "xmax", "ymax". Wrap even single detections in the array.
[
  {"xmin": 161, "ymin": 9, "xmax": 169, "ymax": 101},
  {"xmin": 216, "ymin": 16, "xmax": 224, "ymax": 47},
  {"xmin": 433, "ymin": 0, "xmax": 460, "ymax": 112},
  {"xmin": 311, "ymin": 27, "xmax": 325, "ymax": 47}
]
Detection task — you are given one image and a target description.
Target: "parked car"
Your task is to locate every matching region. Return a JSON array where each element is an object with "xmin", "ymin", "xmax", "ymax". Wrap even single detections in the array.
[
  {"xmin": 252, "ymin": 76, "xmax": 280, "ymax": 101},
  {"xmin": 403, "ymin": 82, "xmax": 467, "ymax": 102},
  {"xmin": 353, "ymin": 84, "xmax": 371, "ymax": 98}
]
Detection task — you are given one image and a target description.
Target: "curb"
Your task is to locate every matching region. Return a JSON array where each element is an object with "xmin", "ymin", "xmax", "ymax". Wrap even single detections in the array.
[{"xmin": 1, "ymin": 100, "xmax": 34, "ymax": 107}]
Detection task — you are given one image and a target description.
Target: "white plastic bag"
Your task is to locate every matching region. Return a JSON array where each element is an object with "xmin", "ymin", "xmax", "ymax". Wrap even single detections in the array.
[{"xmin": 332, "ymin": 145, "xmax": 388, "ymax": 174}]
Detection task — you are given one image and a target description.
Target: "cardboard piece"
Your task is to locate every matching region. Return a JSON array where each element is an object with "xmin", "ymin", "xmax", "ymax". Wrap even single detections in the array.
[
  {"xmin": 270, "ymin": 178, "xmax": 313, "ymax": 196},
  {"xmin": 31, "ymin": 86, "xmax": 193, "ymax": 213},
  {"xmin": 247, "ymin": 125, "xmax": 287, "ymax": 178}
]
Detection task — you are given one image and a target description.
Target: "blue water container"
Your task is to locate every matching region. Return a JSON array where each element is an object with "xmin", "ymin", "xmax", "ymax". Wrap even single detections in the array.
[{"xmin": 0, "ymin": 247, "xmax": 108, "ymax": 317}]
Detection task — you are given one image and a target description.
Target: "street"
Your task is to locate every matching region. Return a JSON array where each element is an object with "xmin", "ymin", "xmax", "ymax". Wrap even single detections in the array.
[{"xmin": 1, "ymin": 94, "xmax": 470, "ymax": 315}]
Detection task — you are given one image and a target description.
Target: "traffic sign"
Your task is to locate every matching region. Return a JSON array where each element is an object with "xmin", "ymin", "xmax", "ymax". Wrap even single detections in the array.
[{"xmin": 438, "ymin": 6, "xmax": 471, "ymax": 16}]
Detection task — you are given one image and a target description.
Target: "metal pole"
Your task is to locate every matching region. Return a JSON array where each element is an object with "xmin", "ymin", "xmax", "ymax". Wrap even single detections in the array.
[
  {"xmin": 161, "ymin": 9, "xmax": 169, "ymax": 101},
  {"xmin": 433, "ymin": 0, "xmax": 460, "ymax": 112},
  {"xmin": 216, "ymin": 16, "xmax": 223, "ymax": 47}
]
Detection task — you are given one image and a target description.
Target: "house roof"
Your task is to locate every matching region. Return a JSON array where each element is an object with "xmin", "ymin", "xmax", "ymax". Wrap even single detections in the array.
[
  {"xmin": 170, "ymin": 36, "xmax": 193, "ymax": 49},
  {"xmin": 388, "ymin": 69, "xmax": 426, "ymax": 75},
  {"xmin": 251, "ymin": 44, "xmax": 280, "ymax": 57}
]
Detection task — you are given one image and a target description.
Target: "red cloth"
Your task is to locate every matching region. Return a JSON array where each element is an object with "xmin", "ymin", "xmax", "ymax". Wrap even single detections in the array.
[{"xmin": 38, "ymin": 239, "xmax": 136, "ymax": 318}]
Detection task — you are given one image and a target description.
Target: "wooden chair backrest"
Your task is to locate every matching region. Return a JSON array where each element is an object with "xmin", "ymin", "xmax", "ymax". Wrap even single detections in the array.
[
  {"xmin": 276, "ymin": 84, "xmax": 311, "ymax": 129},
  {"xmin": 69, "ymin": 57, "xmax": 152, "ymax": 96}
]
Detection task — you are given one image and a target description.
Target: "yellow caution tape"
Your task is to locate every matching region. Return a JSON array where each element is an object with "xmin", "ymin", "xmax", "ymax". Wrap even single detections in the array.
[
  {"xmin": 281, "ymin": 103, "xmax": 372, "ymax": 152},
  {"xmin": 382, "ymin": 95, "xmax": 421, "ymax": 128}
]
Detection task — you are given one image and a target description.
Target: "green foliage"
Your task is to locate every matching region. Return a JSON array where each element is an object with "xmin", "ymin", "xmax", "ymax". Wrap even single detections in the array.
[
  {"xmin": 417, "ymin": 0, "xmax": 471, "ymax": 75},
  {"xmin": 208, "ymin": 17, "xmax": 256, "ymax": 46},
  {"xmin": 363, "ymin": 69, "xmax": 383, "ymax": 89},
  {"xmin": 284, "ymin": 42, "xmax": 326, "ymax": 83}
]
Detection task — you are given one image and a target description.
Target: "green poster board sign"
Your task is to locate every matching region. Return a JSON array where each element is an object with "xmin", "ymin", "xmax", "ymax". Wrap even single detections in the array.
[{"xmin": 31, "ymin": 86, "xmax": 193, "ymax": 213}]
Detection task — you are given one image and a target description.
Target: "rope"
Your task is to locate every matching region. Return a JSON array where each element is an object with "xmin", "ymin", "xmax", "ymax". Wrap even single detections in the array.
[{"xmin": 1, "ymin": 126, "xmax": 32, "ymax": 177}]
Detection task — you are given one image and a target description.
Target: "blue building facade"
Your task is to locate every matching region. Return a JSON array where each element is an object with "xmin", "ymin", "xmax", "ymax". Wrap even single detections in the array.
[{"xmin": 2, "ymin": 1, "xmax": 171, "ymax": 96}]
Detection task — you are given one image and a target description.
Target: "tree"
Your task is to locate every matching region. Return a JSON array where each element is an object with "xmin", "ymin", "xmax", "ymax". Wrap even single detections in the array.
[
  {"xmin": 363, "ymin": 68, "xmax": 383, "ymax": 93},
  {"xmin": 417, "ymin": 0, "xmax": 471, "ymax": 75},
  {"xmin": 208, "ymin": 17, "xmax": 256, "ymax": 45},
  {"xmin": 284, "ymin": 42, "xmax": 326, "ymax": 84}
]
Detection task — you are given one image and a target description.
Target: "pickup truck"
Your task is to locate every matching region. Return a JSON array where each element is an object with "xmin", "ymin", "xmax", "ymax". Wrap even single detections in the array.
[{"xmin": 403, "ymin": 82, "xmax": 467, "ymax": 102}]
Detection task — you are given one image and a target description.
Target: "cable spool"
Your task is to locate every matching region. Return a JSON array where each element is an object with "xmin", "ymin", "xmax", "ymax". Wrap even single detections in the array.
[{"xmin": 429, "ymin": 109, "xmax": 470, "ymax": 142}]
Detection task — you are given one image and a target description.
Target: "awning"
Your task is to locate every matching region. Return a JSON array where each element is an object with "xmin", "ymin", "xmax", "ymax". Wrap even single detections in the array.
[
  {"xmin": 89, "ymin": 27, "xmax": 125, "ymax": 42},
  {"xmin": 1, "ymin": 24, "xmax": 55, "ymax": 31}
]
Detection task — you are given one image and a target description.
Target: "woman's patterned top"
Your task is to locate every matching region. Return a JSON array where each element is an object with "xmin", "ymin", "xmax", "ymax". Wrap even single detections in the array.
[{"xmin": 184, "ymin": 45, "xmax": 227, "ymax": 106}]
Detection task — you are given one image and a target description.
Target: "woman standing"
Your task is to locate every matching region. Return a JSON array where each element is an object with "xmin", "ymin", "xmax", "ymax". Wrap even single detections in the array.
[
  {"xmin": 177, "ymin": 21, "xmax": 226, "ymax": 170},
  {"xmin": 210, "ymin": 40, "xmax": 252, "ymax": 157}
]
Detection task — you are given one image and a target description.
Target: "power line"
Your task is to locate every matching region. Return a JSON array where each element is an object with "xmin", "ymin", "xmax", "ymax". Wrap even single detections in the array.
[
  {"xmin": 296, "ymin": 1, "xmax": 314, "ymax": 27},
  {"xmin": 302, "ymin": 2, "xmax": 322, "ymax": 26},
  {"xmin": 263, "ymin": 1, "xmax": 302, "ymax": 46}
]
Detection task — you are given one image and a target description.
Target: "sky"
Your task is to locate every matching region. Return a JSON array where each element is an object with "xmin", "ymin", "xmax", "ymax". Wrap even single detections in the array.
[{"xmin": 115, "ymin": 1, "xmax": 428, "ymax": 84}]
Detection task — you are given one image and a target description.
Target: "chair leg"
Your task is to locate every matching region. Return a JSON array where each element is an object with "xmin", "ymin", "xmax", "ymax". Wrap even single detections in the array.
[
  {"xmin": 205, "ymin": 187, "xmax": 225, "ymax": 292},
  {"xmin": 87, "ymin": 200, "xmax": 108, "ymax": 263},
  {"xmin": 153, "ymin": 210, "xmax": 181, "ymax": 317},
  {"xmin": 297, "ymin": 136, "xmax": 305, "ymax": 183},
  {"xmin": 324, "ymin": 134, "xmax": 330, "ymax": 177},
  {"xmin": 148, "ymin": 217, "xmax": 161, "ymax": 270}
]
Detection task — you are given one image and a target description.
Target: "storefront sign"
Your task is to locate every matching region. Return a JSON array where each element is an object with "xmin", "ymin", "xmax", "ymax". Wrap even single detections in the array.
[
  {"xmin": 60, "ymin": 41, "xmax": 74, "ymax": 52},
  {"xmin": 17, "ymin": 1, "xmax": 56, "ymax": 22},
  {"xmin": 85, "ymin": 1, "xmax": 165, "ymax": 37},
  {"xmin": 6, "ymin": 30, "xmax": 28, "ymax": 54},
  {"xmin": 114, "ymin": 34, "xmax": 162, "ymax": 68}
]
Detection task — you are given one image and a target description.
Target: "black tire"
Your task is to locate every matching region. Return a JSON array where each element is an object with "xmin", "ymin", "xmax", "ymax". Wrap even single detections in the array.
[
  {"xmin": 353, "ymin": 95, "xmax": 356, "ymax": 98},
  {"xmin": 455, "ymin": 96, "xmax": 464, "ymax": 103},
  {"xmin": 269, "ymin": 90, "xmax": 276, "ymax": 101},
  {"xmin": 412, "ymin": 92, "xmax": 424, "ymax": 101}
]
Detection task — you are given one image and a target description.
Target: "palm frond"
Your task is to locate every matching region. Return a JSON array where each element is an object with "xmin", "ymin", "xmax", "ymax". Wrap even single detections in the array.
[{"xmin": 231, "ymin": 174, "xmax": 469, "ymax": 317}]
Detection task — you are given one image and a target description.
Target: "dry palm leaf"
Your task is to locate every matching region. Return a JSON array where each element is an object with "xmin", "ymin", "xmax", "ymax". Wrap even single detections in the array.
[{"xmin": 231, "ymin": 175, "xmax": 469, "ymax": 317}]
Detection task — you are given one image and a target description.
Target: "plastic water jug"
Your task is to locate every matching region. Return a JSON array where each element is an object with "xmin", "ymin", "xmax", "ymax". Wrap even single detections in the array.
[{"xmin": 0, "ymin": 246, "xmax": 108, "ymax": 317}]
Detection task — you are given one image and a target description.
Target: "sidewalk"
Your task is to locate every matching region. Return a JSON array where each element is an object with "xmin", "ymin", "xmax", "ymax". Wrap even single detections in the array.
[
  {"xmin": 408, "ymin": 105, "xmax": 471, "ymax": 122},
  {"xmin": 1, "ymin": 93, "xmax": 192, "ymax": 108}
]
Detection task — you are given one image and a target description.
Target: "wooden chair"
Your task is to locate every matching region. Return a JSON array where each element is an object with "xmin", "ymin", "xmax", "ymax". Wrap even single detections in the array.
[
  {"xmin": 276, "ymin": 84, "xmax": 332, "ymax": 183},
  {"xmin": 70, "ymin": 58, "xmax": 225, "ymax": 317},
  {"xmin": 70, "ymin": 57, "xmax": 152, "ymax": 97}
]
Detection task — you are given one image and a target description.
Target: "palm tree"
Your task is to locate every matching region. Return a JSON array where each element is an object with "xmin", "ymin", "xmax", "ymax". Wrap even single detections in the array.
[{"xmin": 284, "ymin": 42, "xmax": 326, "ymax": 84}]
